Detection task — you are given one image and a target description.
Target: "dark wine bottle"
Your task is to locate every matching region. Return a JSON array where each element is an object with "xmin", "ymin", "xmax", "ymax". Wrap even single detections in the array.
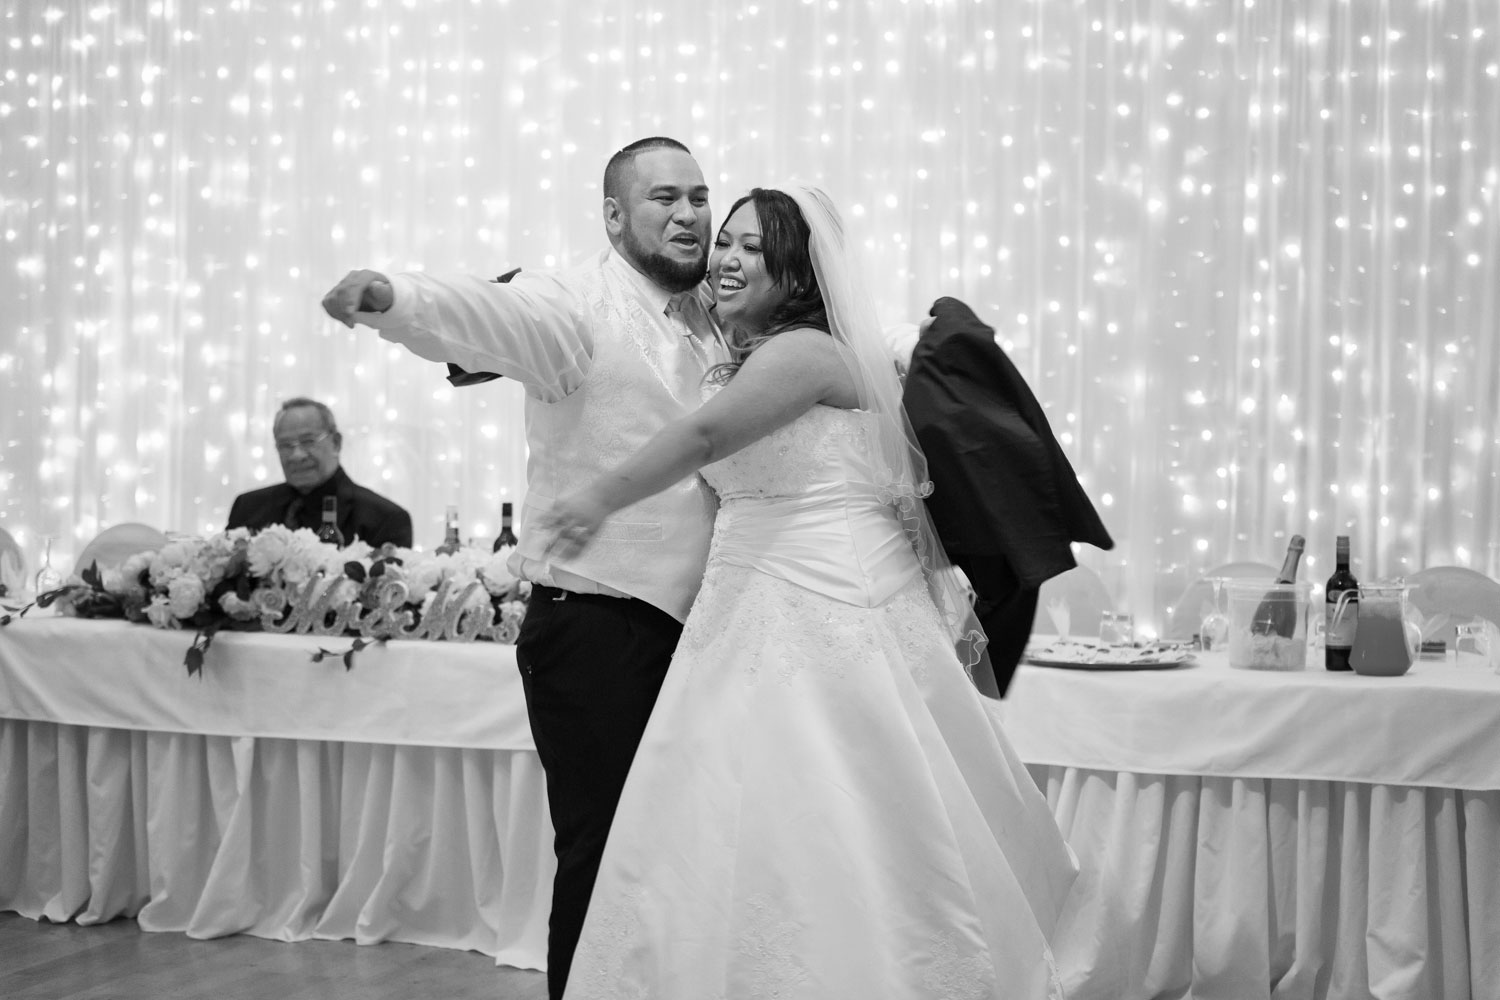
[
  {"xmin": 1250, "ymin": 534, "xmax": 1305, "ymax": 637},
  {"xmin": 436, "ymin": 505, "xmax": 462, "ymax": 556},
  {"xmin": 316, "ymin": 496, "xmax": 345, "ymax": 548},
  {"xmin": 1324, "ymin": 535, "xmax": 1358, "ymax": 671},
  {"xmin": 493, "ymin": 502, "xmax": 519, "ymax": 552}
]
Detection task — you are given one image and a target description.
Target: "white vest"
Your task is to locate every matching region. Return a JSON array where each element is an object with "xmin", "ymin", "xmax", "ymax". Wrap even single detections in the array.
[{"xmin": 516, "ymin": 254, "xmax": 718, "ymax": 621}]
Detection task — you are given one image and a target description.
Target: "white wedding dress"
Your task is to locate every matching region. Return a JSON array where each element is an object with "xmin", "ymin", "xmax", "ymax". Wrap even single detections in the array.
[{"xmin": 563, "ymin": 405, "xmax": 1077, "ymax": 1000}]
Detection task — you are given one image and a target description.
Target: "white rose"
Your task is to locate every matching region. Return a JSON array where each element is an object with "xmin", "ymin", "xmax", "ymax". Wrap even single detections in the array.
[
  {"xmin": 251, "ymin": 586, "xmax": 289, "ymax": 617},
  {"xmin": 461, "ymin": 581, "xmax": 493, "ymax": 611},
  {"xmin": 144, "ymin": 594, "xmax": 179, "ymax": 629},
  {"xmin": 406, "ymin": 558, "xmax": 445, "ymax": 598},
  {"xmin": 167, "ymin": 574, "xmax": 206, "ymax": 619},
  {"xmin": 451, "ymin": 547, "xmax": 487, "ymax": 575},
  {"xmin": 149, "ymin": 540, "xmax": 198, "ymax": 588},
  {"xmin": 248, "ymin": 526, "xmax": 293, "ymax": 579},
  {"xmin": 278, "ymin": 529, "xmax": 327, "ymax": 587},
  {"xmin": 340, "ymin": 539, "xmax": 374, "ymax": 565},
  {"xmin": 191, "ymin": 551, "xmax": 231, "ymax": 590},
  {"xmin": 218, "ymin": 592, "xmax": 258, "ymax": 622},
  {"xmin": 117, "ymin": 552, "xmax": 153, "ymax": 597}
]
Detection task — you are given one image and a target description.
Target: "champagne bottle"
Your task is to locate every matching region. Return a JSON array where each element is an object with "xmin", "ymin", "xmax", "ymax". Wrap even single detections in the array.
[
  {"xmin": 1324, "ymin": 535, "xmax": 1358, "ymax": 671},
  {"xmin": 493, "ymin": 502, "xmax": 519, "ymax": 552},
  {"xmin": 1250, "ymin": 534, "xmax": 1305, "ymax": 637},
  {"xmin": 436, "ymin": 505, "xmax": 462, "ymax": 556},
  {"xmin": 316, "ymin": 496, "xmax": 345, "ymax": 548}
]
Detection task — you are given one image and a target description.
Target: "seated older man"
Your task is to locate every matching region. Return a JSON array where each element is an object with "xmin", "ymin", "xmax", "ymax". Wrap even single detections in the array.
[{"xmin": 227, "ymin": 397, "xmax": 412, "ymax": 549}]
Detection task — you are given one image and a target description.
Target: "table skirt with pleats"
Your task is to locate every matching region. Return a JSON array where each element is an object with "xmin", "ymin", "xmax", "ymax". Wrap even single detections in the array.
[
  {"xmin": 0, "ymin": 718, "xmax": 553, "ymax": 970},
  {"xmin": 1035, "ymin": 764, "xmax": 1500, "ymax": 1000}
]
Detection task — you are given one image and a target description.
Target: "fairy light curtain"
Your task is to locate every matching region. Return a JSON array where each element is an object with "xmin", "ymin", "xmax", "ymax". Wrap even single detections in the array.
[{"xmin": 3, "ymin": 0, "xmax": 1497, "ymax": 628}]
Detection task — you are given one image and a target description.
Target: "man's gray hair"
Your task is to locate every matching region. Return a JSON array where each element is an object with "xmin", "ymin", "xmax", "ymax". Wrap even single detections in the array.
[{"xmin": 273, "ymin": 397, "xmax": 339, "ymax": 436}]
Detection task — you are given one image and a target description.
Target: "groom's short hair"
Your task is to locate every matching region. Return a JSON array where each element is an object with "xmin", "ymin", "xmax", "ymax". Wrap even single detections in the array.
[{"xmin": 603, "ymin": 136, "xmax": 693, "ymax": 201}]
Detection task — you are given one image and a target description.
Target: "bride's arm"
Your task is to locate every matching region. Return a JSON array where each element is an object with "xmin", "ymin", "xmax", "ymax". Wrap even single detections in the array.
[{"xmin": 544, "ymin": 329, "xmax": 853, "ymax": 556}]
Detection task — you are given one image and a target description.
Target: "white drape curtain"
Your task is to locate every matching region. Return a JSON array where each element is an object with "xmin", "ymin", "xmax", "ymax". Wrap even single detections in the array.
[{"xmin": 3, "ymin": 0, "xmax": 1497, "ymax": 629}]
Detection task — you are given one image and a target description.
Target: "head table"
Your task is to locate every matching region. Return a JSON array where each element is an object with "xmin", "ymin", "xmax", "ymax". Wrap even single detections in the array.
[
  {"xmin": 0, "ymin": 615, "xmax": 550, "ymax": 970},
  {"xmin": 4, "ymin": 615, "xmax": 1499, "ymax": 999},
  {"xmin": 1000, "ymin": 646, "xmax": 1500, "ymax": 1000}
]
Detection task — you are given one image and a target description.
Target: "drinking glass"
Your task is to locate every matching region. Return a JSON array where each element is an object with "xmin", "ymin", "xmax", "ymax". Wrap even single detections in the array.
[
  {"xmin": 1454, "ymin": 622, "xmax": 1494, "ymax": 664},
  {"xmin": 33, "ymin": 535, "xmax": 63, "ymax": 594},
  {"xmin": 1198, "ymin": 577, "xmax": 1230, "ymax": 651},
  {"xmin": 1099, "ymin": 611, "xmax": 1135, "ymax": 645}
]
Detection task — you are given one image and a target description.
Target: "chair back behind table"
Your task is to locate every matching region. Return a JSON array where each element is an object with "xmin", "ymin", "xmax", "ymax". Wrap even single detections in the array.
[
  {"xmin": 1163, "ymin": 561, "xmax": 1280, "ymax": 641},
  {"xmin": 1032, "ymin": 565, "xmax": 1113, "ymax": 639},
  {"xmin": 0, "ymin": 526, "xmax": 23, "ymax": 595},
  {"xmin": 72, "ymin": 523, "xmax": 169, "ymax": 577},
  {"xmin": 1407, "ymin": 565, "xmax": 1500, "ymax": 648}
]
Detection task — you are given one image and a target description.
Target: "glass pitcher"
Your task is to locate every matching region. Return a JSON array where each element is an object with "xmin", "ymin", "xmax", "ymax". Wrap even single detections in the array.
[{"xmin": 1345, "ymin": 582, "xmax": 1420, "ymax": 677}]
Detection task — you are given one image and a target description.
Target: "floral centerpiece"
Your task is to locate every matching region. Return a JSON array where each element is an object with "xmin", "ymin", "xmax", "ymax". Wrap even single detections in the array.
[{"xmin": 1, "ymin": 525, "xmax": 528, "ymax": 675}]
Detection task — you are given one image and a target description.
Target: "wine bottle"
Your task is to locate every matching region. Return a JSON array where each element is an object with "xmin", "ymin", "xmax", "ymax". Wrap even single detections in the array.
[
  {"xmin": 316, "ymin": 496, "xmax": 345, "ymax": 548},
  {"xmin": 493, "ymin": 502, "xmax": 519, "ymax": 552},
  {"xmin": 436, "ymin": 505, "xmax": 462, "ymax": 556},
  {"xmin": 1324, "ymin": 535, "xmax": 1358, "ymax": 671},
  {"xmin": 1250, "ymin": 534, "xmax": 1305, "ymax": 637}
]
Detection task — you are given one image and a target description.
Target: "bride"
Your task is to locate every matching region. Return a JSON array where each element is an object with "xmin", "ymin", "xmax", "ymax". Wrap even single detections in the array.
[{"xmin": 544, "ymin": 184, "xmax": 1077, "ymax": 999}]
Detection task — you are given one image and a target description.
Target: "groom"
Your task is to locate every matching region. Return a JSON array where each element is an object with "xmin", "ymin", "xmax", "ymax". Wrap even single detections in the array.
[{"xmin": 321, "ymin": 137, "xmax": 721, "ymax": 1000}]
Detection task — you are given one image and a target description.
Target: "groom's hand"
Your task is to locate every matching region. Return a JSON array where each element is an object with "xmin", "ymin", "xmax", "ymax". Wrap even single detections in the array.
[{"xmin": 322, "ymin": 269, "xmax": 394, "ymax": 327}]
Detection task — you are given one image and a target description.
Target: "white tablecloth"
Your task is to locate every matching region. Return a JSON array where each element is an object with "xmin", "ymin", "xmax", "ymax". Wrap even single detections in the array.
[
  {"xmin": 0, "ymin": 616, "xmax": 552, "ymax": 969},
  {"xmin": 0, "ymin": 616, "xmax": 534, "ymax": 749},
  {"xmin": 9, "ymin": 616, "xmax": 1500, "ymax": 994},
  {"xmin": 1000, "ymin": 651, "xmax": 1500, "ymax": 1000}
]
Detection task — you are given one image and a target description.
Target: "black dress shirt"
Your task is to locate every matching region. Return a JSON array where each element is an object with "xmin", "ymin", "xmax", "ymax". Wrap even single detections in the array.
[{"xmin": 226, "ymin": 466, "xmax": 413, "ymax": 550}]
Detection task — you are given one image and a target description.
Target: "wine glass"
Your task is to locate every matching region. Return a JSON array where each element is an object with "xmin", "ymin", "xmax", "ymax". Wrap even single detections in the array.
[
  {"xmin": 1199, "ymin": 577, "xmax": 1230, "ymax": 651},
  {"xmin": 33, "ymin": 535, "xmax": 64, "ymax": 595}
]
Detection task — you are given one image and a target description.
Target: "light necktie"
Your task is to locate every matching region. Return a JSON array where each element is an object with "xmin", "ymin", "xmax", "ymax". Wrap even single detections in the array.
[{"xmin": 666, "ymin": 293, "xmax": 713, "ymax": 368}]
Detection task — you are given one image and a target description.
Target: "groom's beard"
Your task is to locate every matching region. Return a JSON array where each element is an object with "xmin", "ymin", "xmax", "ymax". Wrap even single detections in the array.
[{"xmin": 620, "ymin": 229, "xmax": 708, "ymax": 294}]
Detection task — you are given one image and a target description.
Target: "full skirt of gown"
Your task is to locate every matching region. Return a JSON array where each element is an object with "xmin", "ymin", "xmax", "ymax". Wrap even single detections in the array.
[{"xmin": 564, "ymin": 406, "xmax": 1077, "ymax": 1000}]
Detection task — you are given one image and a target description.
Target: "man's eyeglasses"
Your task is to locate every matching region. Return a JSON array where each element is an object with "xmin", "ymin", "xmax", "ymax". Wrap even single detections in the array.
[{"xmin": 274, "ymin": 431, "xmax": 334, "ymax": 455}]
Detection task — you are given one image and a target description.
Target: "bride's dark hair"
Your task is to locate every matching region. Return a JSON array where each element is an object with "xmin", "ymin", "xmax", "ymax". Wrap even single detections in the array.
[{"xmin": 707, "ymin": 188, "xmax": 831, "ymax": 384}]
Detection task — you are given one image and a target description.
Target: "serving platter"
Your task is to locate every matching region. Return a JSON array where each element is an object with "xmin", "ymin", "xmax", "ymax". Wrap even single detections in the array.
[{"xmin": 1024, "ymin": 638, "xmax": 1197, "ymax": 671}]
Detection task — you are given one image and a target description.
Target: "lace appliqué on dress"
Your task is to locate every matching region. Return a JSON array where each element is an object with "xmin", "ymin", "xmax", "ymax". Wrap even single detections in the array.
[
  {"xmin": 677, "ymin": 559, "xmax": 960, "ymax": 695},
  {"xmin": 921, "ymin": 932, "xmax": 996, "ymax": 1000},
  {"xmin": 563, "ymin": 885, "xmax": 652, "ymax": 1000},
  {"xmin": 703, "ymin": 406, "xmax": 868, "ymax": 500},
  {"xmin": 919, "ymin": 932, "xmax": 1066, "ymax": 1000},
  {"xmin": 735, "ymin": 893, "xmax": 809, "ymax": 999}
]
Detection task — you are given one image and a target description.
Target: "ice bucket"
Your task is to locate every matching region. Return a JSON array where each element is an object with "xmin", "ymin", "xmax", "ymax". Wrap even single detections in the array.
[{"xmin": 1225, "ymin": 580, "xmax": 1313, "ymax": 671}]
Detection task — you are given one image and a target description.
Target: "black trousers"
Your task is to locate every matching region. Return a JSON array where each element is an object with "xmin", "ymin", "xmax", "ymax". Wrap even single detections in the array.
[
  {"xmin": 515, "ymin": 586, "xmax": 682, "ymax": 1000},
  {"xmin": 950, "ymin": 552, "xmax": 1040, "ymax": 698}
]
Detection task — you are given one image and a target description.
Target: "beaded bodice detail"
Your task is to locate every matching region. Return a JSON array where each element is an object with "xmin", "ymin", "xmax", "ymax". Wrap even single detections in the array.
[
  {"xmin": 702, "ymin": 404, "xmax": 873, "ymax": 501},
  {"xmin": 698, "ymin": 405, "xmax": 922, "ymax": 609}
]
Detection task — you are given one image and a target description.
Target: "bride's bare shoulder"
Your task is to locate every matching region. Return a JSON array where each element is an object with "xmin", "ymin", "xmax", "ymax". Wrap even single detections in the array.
[{"xmin": 747, "ymin": 329, "xmax": 859, "ymax": 407}]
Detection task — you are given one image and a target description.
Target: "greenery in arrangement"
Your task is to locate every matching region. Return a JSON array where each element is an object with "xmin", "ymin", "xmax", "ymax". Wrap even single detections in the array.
[{"xmin": 0, "ymin": 526, "xmax": 528, "ymax": 675}]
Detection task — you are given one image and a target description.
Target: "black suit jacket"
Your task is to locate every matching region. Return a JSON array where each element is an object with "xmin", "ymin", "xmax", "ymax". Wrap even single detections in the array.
[
  {"xmin": 904, "ymin": 297, "xmax": 1113, "ymax": 587},
  {"xmin": 226, "ymin": 466, "xmax": 413, "ymax": 550}
]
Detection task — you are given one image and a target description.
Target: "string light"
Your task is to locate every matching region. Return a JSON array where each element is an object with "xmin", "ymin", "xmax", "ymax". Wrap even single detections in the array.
[{"xmin": 1, "ymin": 0, "xmax": 1496, "ymax": 623}]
